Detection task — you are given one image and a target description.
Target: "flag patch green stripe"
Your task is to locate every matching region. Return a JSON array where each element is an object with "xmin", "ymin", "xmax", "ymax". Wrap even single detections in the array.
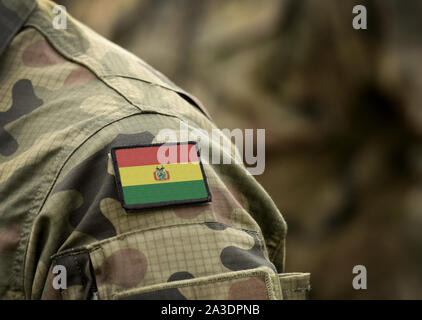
[{"xmin": 122, "ymin": 180, "xmax": 208, "ymax": 205}]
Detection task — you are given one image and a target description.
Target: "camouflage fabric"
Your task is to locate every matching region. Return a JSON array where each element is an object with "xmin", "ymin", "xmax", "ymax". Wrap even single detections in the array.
[{"xmin": 0, "ymin": 0, "xmax": 310, "ymax": 300}]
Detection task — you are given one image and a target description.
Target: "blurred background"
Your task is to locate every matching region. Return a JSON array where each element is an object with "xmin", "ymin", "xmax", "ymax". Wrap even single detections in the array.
[{"xmin": 54, "ymin": 0, "xmax": 422, "ymax": 299}]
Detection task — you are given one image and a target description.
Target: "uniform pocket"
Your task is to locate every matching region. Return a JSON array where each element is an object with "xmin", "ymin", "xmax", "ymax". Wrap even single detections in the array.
[
  {"xmin": 114, "ymin": 266, "xmax": 282, "ymax": 300},
  {"xmin": 49, "ymin": 222, "xmax": 279, "ymax": 300}
]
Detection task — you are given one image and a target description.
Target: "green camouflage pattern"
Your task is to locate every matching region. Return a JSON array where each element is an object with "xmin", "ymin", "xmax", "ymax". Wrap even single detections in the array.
[{"xmin": 0, "ymin": 0, "xmax": 309, "ymax": 299}]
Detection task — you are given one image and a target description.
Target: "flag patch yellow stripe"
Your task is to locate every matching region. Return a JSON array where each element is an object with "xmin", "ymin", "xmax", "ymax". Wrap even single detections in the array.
[{"xmin": 118, "ymin": 162, "xmax": 203, "ymax": 187}]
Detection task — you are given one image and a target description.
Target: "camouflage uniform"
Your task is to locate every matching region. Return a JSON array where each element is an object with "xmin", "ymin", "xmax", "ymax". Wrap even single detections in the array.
[{"xmin": 0, "ymin": 0, "xmax": 310, "ymax": 300}]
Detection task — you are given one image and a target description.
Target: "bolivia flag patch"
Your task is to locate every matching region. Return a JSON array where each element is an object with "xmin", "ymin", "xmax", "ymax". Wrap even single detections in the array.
[{"xmin": 111, "ymin": 142, "xmax": 211, "ymax": 210}]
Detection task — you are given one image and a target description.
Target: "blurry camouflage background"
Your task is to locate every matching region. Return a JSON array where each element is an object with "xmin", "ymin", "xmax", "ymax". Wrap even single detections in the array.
[{"xmin": 54, "ymin": 0, "xmax": 422, "ymax": 299}]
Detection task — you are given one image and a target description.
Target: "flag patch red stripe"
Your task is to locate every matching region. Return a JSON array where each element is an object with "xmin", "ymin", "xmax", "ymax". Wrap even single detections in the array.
[{"xmin": 115, "ymin": 143, "xmax": 198, "ymax": 167}]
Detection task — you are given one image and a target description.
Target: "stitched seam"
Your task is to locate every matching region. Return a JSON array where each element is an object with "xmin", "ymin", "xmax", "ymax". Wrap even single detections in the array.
[
  {"xmin": 112, "ymin": 268, "xmax": 275, "ymax": 299},
  {"xmin": 262, "ymin": 274, "xmax": 274, "ymax": 300}
]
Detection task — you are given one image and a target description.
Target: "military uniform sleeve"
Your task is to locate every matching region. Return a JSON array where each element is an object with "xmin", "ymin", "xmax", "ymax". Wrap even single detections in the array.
[{"xmin": 24, "ymin": 110, "xmax": 307, "ymax": 300}]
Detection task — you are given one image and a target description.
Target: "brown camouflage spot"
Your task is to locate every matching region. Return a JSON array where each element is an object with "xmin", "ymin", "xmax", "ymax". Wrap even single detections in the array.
[
  {"xmin": 22, "ymin": 39, "xmax": 66, "ymax": 67},
  {"xmin": 0, "ymin": 223, "xmax": 20, "ymax": 253},
  {"xmin": 172, "ymin": 187, "xmax": 241, "ymax": 224},
  {"xmin": 63, "ymin": 66, "xmax": 96, "ymax": 87},
  {"xmin": 209, "ymin": 187, "xmax": 241, "ymax": 226},
  {"xmin": 95, "ymin": 249, "xmax": 147, "ymax": 288},
  {"xmin": 228, "ymin": 276, "xmax": 268, "ymax": 300},
  {"xmin": 227, "ymin": 183, "xmax": 249, "ymax": 210}
]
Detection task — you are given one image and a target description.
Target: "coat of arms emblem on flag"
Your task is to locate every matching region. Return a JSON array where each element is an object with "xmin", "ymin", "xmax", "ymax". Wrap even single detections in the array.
[{"xmin": 154, "ymin": 166, "xmax": 170, "ymax": 181}]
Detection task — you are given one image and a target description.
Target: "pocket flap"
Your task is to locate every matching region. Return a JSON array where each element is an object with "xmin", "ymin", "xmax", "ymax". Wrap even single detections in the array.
[{"xmin": 114, "ymin": 266, "xmax": 283, "ymax": 300}]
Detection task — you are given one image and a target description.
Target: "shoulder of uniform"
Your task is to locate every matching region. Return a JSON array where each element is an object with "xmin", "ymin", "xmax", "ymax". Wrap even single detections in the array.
[
  {"xmin": 26, "ymin": 0, "xmax": 175, "ymax": 89},
  {"xmin": 24, "ymin": 0, "xmax": 210, "ymax": 118}
]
